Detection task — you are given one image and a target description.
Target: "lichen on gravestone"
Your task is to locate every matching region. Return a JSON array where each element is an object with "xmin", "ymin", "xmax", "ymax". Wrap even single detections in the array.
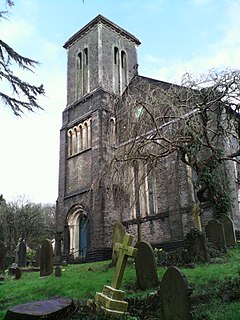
[
  {"xmin": 111, "ymin": 222, "xmax": 125, "ymax": 267},
  {"xmin": 160, "ymin": 266, "xmax": 192, "ymax": 320},
  {"xmin": 40, "ymin": 239, "xmax": 53, "ymax": 277},
  {"xmin": 134, "ymin": 241, "xmax": 159, "ymax": 290}
]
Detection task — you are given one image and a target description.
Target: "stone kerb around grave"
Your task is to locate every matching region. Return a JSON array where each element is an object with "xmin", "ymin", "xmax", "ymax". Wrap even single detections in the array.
[
  {"xmin": 134, "ymin": 241, "xmax": 159, "ymax": 290},
  {"xmin": 40, "ymin": 239, "xmax": 53, "ymax": 278}
]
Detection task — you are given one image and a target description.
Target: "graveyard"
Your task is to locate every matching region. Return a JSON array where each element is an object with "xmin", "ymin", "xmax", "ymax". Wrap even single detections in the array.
[{"xmin": 1, "ymin": 242, "xmax": 240, "ymax": 319}]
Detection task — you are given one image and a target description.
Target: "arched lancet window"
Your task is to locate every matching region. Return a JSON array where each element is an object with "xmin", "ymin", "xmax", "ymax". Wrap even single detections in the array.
[
  {"xmin": 83, "ymin": 48, "xmax": 89, "ymax": 95},
  {"xmin": 72, "ymin": 127, "xmax": 78, "ymax": 154},
  {"xmin": 76, "ymin": 52, "xmax": 83, "ymax": 99},
  {"xmin": 67, "ymin": 129, "xmax": 73, "ymax": 156},
  {"xmin": 109, "ymin": 117, "xmax": 116, "ymax": 145},
  {"xmin": 121, "ymin": 50, "xmax": 127, "ymax": 93},
  {"xmin": 114, "ymin": 46, "xmax": 119, "ymax": 65},
  {"xmin": 113, "ymin": 46, "xmax": 120, "ymax": 94},
  {"xmin": 88, "ymin": 119, "xmax": 92, "ymax": 147},
  {"xmin": 84, "ymin": 122, "xmax": 89, "ymax": 149},
  {"xmin": 78, "ymin": 124, "xmax": 83, "ymax": 151}
]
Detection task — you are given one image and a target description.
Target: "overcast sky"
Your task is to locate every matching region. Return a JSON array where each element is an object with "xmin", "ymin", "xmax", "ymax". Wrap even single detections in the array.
[{"xmin": 0, "ymin": 0, "xmax": 239, "ymax": 204}]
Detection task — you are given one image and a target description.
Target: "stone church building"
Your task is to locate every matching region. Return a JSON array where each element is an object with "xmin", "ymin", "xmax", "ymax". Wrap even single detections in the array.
[{"xmin": 56, "ymin": 15, "xmax": 240, "ymax": 262}]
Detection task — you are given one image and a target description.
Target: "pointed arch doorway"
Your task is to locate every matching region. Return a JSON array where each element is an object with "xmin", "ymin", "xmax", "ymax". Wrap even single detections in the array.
[{"xmin": 67, "ymin": 204, "xmax": 88, "ymax": 259}]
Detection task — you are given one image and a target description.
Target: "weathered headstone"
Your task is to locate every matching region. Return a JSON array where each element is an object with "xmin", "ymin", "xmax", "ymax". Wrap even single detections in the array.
[
  {"xmin": 219, "ymin": 215, "xmax": 236, "ymax": 247},
  {"xmin": 0, "ymin": 241, "xmax": 7, "ymax": 271},
  {"xmin": 95, "ymin": 233, "xmax": 138, "ymax": 317},
  {"xmin": 161, "ymin": 266, "xmax": 192, "ymax": 320},
  {"xmin": 112, "ymin": 222, "xmax": 125, "ymax": 266},
  {"xmin": 55, "ymin": 266, "xmax": 62, "ymax": 277},
  {"xmin": 134, "ymin": 241, "xmax": 159, "ymax": 290},
  {"xmin": 40, "ymin": 239, "xmax": 53, "ymax": 277},
  {"xmin": 184, "ymin": 230, "xmax": 208, "ymax": 262},
  {"xmin": 205, "ymin": 219, "xmax": 226, "ymax": 248},
  {"xmin": 54, "ymin": 232, "xmax": 63, "ymax": 265},
  {"xmin": 17, "ymin": 239, "xmax": 27, "ymax": 268},
  {"xmin": 4, "ymin": 297, "xmax": 74, "ymax": 320},
  {"xmin": 14, "ymin": 267, "xmax": 22, "ymax": 280}
]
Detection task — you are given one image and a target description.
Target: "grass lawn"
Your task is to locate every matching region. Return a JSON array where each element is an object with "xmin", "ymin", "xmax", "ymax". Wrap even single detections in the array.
[{"xmin": 1, "ymin": 247, "xmax": 240, "ymax": 319}]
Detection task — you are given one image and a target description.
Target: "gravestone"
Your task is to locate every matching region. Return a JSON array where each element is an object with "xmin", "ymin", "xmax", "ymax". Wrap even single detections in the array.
[
  {"xmin": 161, "ymin": 266, "xmax": 192, "ymax": 320},
  {"xmin": 17, "ymin": 239, "xmax": 26, "ymax": 268},
  {"xmin": 219, "ymin": 215, "xmax": 236, "ymax": 247},
  {"xmin": 4, "ymin": 297, "xmax": 74, "ymax": 320},
  {"xmin": 0, "ymin": 241, "xmax": 7, "ymax": 271},
  {"xmin": 95, "ymin": 233, "xmax": 138, "ymax": 317},
  {"xmin": 15, "ymin": 267, "xmax": 22, "ymax": 280},
  {"xmin": 112, "ymin": 222, "xmax": 125, "ymax": 266},
  {"xmin": 55, "ymin": 266, "xmax": 62, "ymax": 277},
  {"xmin": 205, "ymin": 219, "xmax": 226, "ymax": 248},
  {"xmin": 134, "ymin": 241, "xmax": 159, "ymax": 290},
  {"xmin": 40, "ymin": 239, "xmax": 53, "ymax": 277},
  {"xmin": 54, "ymin": 232, "xmax": 63, "ymax": 265},
  {"xmin": 184, "ymin": 230, "xmax": 208, "ymax": 263}
]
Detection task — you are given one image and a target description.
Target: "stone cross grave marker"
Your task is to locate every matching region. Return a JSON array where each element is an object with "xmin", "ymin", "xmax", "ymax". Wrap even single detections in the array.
[
  {"xmin": 205, "ymin": 219, "xmax": 226, "ymax": 248},
  {"xmin": 219, "ymin": 215, "xmax": 236, "ymax": 247},
  {"xmin": 17, "ymin": 239, "xmax": 26, "ymax": 268},
  {"xmin": 95, "ymin": 233, "xmax": 138, "ymax": 317},
  {"xmin": 134, "ymin": 241, "xmax": 159, "ymax": 290},
  {"xmin": 112, "ymin": 222, "xmax": 125, "ymax": 266},
  {"xmin": 161, "ymin": 266, "xmax": 192, "ymax": 320},
  {"xmin": 40, "ymin": 239, "xmax": 53, "ymax": 277},
  {"xmin": 0, "ymin": 241, "xmax": 7, "ymax": 272},
  {"xmin": 111, "ymin": 233, "xmax": 138, "ymax": 289}
]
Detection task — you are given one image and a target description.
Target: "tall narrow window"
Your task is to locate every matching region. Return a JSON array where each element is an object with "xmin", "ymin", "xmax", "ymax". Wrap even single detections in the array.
[
  {"xmin": 78, "ymin": 125, "xmax": 83, "ymax": 151},
  {"xmin": 84, "ymin": 48, "xmax": 88, "ymax": 65},
  {"xmin": 83, "ymin": 48, "xmax": 89, "ymax": 95},
  {"xmin": 109, "ymin": 117, "xmax": 116, "ymax": 145},
  {"xmin": 72, "ymin": 127, "xmax": 78, "ymax": 154},
  {"xmin": 113, "ymin": 46, "xmax": 120, "ymax": 94},
  {"xmin": 76, "ymin": 52, "xmax": 82, "ymax": 99},
  {"xmin": 114, "ymin": 47, "xmax": 119, "ymax": 64},
  {"xmin": 68, "ymin": 130, "xmax": 73, "ymax": 156},
  {"xmin": 84, "ymin": 122, "xmax": 88, "ymax": 149},
  {"xmin": 121, "ymin": 50, "xmax": 127, "ymax": 93},
  {"xmin": 138, "ymin": 162, "xmax": 150, "ymax": 217},
  {"xmin": 88, "ymin": 119, "xmax": 92, "ymax": 148},
  {"xmin": 148, "ymin": 167, "xmax": 158, "ymax": 214}
]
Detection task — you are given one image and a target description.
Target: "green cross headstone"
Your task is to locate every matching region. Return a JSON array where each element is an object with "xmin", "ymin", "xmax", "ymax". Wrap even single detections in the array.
[{"xmin": 111, "ymin": 233, "xmax": 137, "ymax": 289}]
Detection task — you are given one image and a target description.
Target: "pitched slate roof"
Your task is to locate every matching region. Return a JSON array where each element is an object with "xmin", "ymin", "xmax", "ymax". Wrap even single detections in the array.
[{"xmin": 64, "ymin": 14, "xmax": 141, "ymax": 49}]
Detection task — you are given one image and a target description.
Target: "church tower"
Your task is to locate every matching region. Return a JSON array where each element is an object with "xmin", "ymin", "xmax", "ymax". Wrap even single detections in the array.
[{"xmin": 56, "ymin": 15, "xmax": 140, "ymax": 261}]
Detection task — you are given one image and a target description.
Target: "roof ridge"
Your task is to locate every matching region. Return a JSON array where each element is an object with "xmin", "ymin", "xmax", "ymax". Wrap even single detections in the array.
[{"xmin": 64, "ymin": 14, "xmax": 141, "ymax": 49}]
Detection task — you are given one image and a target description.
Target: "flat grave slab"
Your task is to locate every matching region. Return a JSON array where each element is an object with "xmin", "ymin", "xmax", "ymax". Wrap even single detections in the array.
[{"xmin": 4, "ymin": 297, "xmax": 73, "ymax": 320}]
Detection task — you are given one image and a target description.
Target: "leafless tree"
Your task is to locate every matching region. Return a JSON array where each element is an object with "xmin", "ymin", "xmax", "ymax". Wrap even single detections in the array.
[{"xmin": 108, "ymin": 69, "xmax": 240, "ymax": 221}]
